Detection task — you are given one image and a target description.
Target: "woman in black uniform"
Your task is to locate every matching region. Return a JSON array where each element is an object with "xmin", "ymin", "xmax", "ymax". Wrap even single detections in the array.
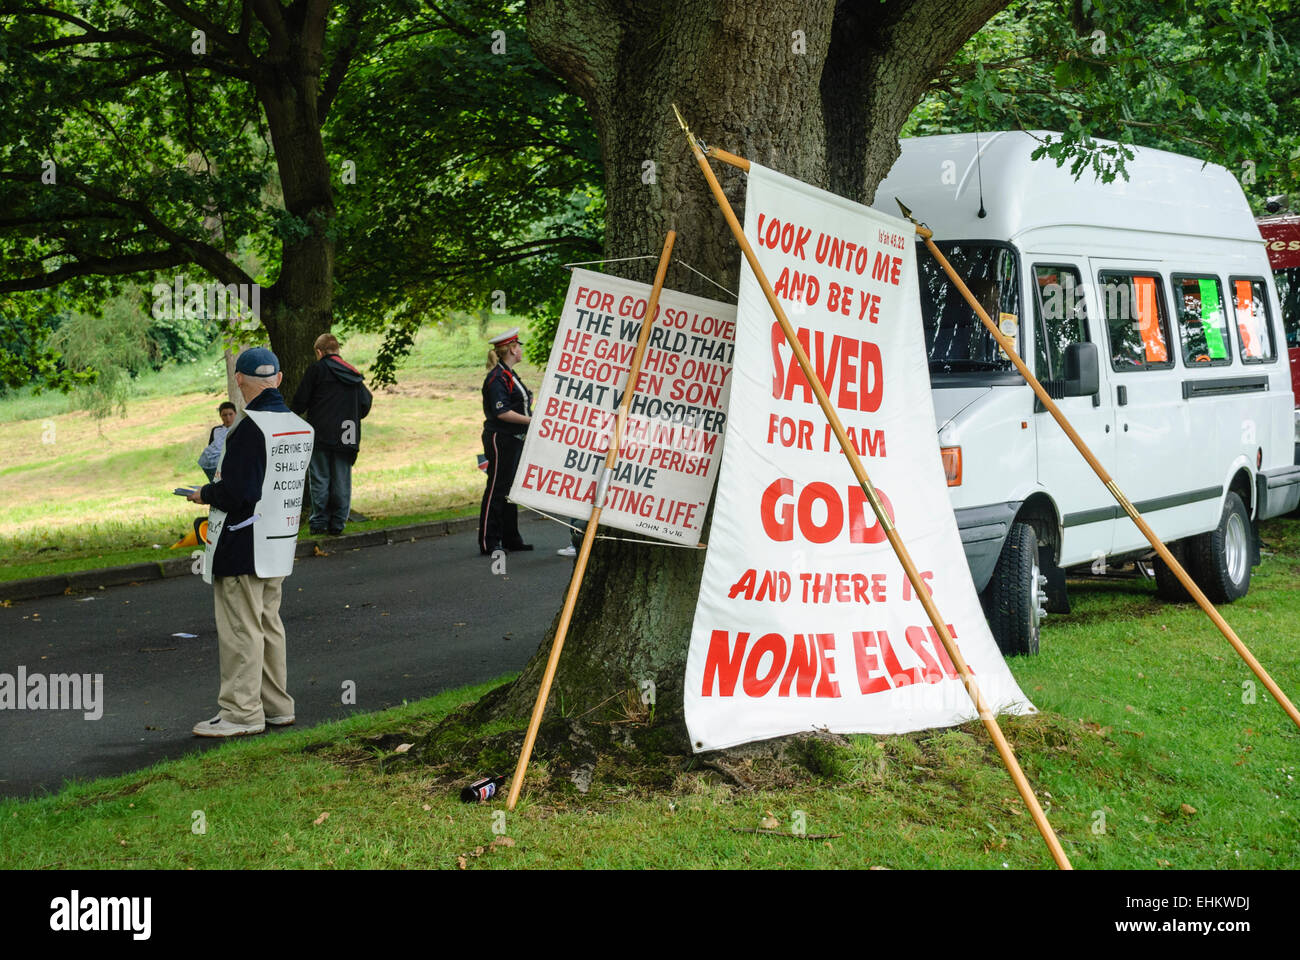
[{"xmin": 479, "ymin": 328, "xmax": 534, "ymax": 555}]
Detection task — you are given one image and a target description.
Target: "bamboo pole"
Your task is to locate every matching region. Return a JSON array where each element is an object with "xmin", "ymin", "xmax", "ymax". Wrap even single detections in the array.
[
  {"xmin": 674, "ymin": 111, "xmax": 1072, "ymax": 870},
  {"xmin": 506, "ymin": 230, "xmax": 678, "ymax": 811},
  {"xmin": 896, "ymin": 204, "xmax": 1300, "ymax": 733}
]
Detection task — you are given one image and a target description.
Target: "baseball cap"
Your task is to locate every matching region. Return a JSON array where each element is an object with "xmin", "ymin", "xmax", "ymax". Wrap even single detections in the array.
[{"xmin": 235, "ymin": 347, "xmax": 281, "ymax": 377}]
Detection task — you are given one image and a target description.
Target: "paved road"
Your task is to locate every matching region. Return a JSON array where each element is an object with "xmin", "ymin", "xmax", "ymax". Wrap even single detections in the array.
[{"xmin": 0, "ymin": 515, "xmax": 572, "ymax": 798}]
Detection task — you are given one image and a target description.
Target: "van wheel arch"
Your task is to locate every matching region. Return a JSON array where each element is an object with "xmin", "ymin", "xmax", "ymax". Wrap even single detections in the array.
[
  {"xmin": 1229, "ymin": 468, "xmax": 1254, "ymax": 518},
  {"xmin": 1016, "ymin": 493, "xmax": 1062, "ymax": 565}
]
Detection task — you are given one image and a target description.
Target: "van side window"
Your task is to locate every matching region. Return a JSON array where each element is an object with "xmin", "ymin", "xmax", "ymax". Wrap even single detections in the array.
[
  {"xmin": 1172, "ymin": 275, "xmax": 1232, "ymax": 366},
  {"xmin": 1229, "ymin": 277, "xmax": 1278, "ymax": 363},
  {"xmin": 1032, "ymin": 265, "xmax": 1088, "ymax": 379},
  {"xmin": 1098, "ymin": 271, "xmax": 1173, "ymax": 371}
]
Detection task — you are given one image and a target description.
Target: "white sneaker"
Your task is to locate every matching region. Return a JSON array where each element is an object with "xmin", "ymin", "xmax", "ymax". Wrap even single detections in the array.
[
  {"xmin": 266, "ymin": 714, "xmax": 295, "ymax": 726},
  {"xmin": 192, "ymin": 715, "xmax": 265, "ymax": 737},
  {"xmin": 557, "ymin": 545, "xmax": 577, "ymax": 558}
]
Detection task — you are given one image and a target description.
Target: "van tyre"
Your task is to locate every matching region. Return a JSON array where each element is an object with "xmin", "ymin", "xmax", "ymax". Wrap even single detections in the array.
[
  {"xmin": 983, "ymin": 521, "xmax": 1043, "ymax": 657},
  {"xmin": 1190, "ymin": 491, "xmax": 1253, "ymax": 603}
]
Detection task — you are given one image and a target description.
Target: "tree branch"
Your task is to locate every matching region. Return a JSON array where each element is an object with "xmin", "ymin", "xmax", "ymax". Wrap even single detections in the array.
[
  {"xmin": 252, "ymin": 0, "xmax": 291, "ymax": 54},
  {"xmin": 14, "ymin": 4, "xmax": 95, "ymax": 31},
  {"xmin": 421, "ymin": 1, "xmax": 479, "ymax": 42},
  {"xmin": 404, "ymin": 235, "xmax": 600, "ymax": 277},
  {"xmin": 525, "ymin": 0, "xmax": 622, "ymax": 105},
  {"xmin": 366, "ymin": 20, "xmax": 456, "ymax": 57},
  {"xmin": 2, "ymin": 171, "xmax": 256, "ymax": 289},
  {"xmin": 156, "ymin": 0, "xmax": 246, "ymax": 54},
  {"xmin": 20, "ymin": 17, "xmax": 254, "ymax": 81},
  {"xmin": 238, "ymin": 0, "xmax": 254, "ymax": 45},
  {"xmin": 334, "ymin": 234, "xmax": 600, "ymax": 285},
  {"xmin": 0, "ymin": 247, "xmax": 190, "ymax": 294},
  {"xmin": 319, "ymin": 4, "xmax": 370, "ymax": 123},
  {"xmin": 0, "ymin": 212, "xmax": 126, "ymax": 229},
  {"xmin": 297, "ymin": 0, "xmax": 333, "ymax": 74}
]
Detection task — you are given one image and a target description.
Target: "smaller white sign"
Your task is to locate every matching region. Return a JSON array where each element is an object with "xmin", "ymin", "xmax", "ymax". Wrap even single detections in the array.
[{"xmin": 510, "ymin": 269, "xmax": 736, "ymax": 545}]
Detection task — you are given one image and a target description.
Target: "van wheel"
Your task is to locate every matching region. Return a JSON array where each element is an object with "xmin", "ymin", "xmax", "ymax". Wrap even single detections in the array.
[
  {"xmin": 1189, "ymin": 492, "xmax": 1253, "ymax": 603},
  {"xmin": 983, "ymin": 521, "xmax": 1044, "ymax": 656},
  {"xmin": 1153, "ymin": 542, "xmax": 1193, "ymax": 602}
]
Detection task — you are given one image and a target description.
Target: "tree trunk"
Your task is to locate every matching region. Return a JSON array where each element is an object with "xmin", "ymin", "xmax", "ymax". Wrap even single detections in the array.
[
  {"xmin": 254, "ymin": 14, "xmax": 337, "ymax": 400},
  {"xmin": 224, "ymin": 341, "xmax": 245, "ymax": 410},
  {"xmin": 495, "ymin": 0, "xmax": 1009, "ymax": 732}
]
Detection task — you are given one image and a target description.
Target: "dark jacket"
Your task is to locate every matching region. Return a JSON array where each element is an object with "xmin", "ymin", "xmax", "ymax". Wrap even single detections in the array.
[
  {"xmin": 200, "ymin": 388, "xmax": 287, "ymax": 578},
  {"xmin": 291, "ymin": 354, "xmax": 373, "ymax": 462},
  {"xmin": 481, "ymin": 362, "xmax": 531, "ymax": 437}
]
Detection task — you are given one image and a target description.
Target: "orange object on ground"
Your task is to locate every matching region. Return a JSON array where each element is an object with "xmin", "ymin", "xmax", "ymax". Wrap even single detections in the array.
[{"xmin": 171, "ymin": 517, "xmax": 208, "ymax": 549}]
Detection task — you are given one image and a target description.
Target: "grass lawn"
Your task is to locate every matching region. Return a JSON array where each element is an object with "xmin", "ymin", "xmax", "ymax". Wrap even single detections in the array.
[
  {"xmin": 2, "ymin": 517, "xmax": 1297, "ymax": 869},
  {"xmin": 3, "ymin": 319, "xmax": 1296, "ymax": 869},
  {"xmin": 0, "ymin": 321, "xmax": 540, "ymax": 582}
]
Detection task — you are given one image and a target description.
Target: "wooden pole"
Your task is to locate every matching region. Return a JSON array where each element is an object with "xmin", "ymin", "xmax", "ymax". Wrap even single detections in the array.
[
  {"xmin": 675, "ymin": 113, "xmax": 1072, "ymax": 870},
  {"xmin": 707, "ymin": 145, "xmax": 750, "ymax": 172},
  {"xmin": 897, "ymin": 207, "xmax": 1300, "ymax": 733},
  {"xmin": 505, "ymin": 230, "xmax": 678, "ymax": 811}
]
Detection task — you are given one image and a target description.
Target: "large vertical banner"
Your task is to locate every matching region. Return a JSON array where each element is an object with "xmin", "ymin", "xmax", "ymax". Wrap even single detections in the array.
[
  {"xmin": 510, "ymin": 269, "xmax": 736, "ymax": 545},
  {"xmin": 684, "ymin": 164, "xmax": 1033, "ymax": 751}
]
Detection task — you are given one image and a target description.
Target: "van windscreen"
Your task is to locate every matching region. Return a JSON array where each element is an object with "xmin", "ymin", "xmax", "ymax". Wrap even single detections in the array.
[{"xmin": 917, "ymin": 242, "xmax": 1020, "ymax": 375}]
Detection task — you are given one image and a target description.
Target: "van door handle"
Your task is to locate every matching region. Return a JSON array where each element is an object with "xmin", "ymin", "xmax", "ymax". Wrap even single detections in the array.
[{"xmin": 1117, "ymin": 385, "xmax": 1128, "ymax": 406}]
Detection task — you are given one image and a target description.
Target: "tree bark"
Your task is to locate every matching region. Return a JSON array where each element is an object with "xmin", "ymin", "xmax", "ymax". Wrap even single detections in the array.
[
  {"xmin": 497, "ymin": 0, "xmax": 1009, "ymax": 730},
  {"xmin": 253, "ymin": 5, "xmax": 337, "ymax": 400},
  {"xmin": 224, "ymin": 342, "xmax": 245, "ymax": 410}
]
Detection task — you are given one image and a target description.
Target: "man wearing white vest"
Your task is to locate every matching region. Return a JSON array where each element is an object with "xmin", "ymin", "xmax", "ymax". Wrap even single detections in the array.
[{"xmin": 186, "ymin": 347, "xmax": 314, "ymax": 737}]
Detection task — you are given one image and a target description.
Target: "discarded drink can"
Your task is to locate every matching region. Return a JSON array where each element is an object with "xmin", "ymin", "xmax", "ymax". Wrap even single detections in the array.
[{"xmin": 460, "ymin": 775, "xmax": 506, "ymax": 803}]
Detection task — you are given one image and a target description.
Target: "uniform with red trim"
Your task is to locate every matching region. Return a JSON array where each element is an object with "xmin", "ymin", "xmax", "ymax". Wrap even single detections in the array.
[
  {"xmin": 481, "ymin": 358, "xmax": 532, "ymax": 434},
  {"xmin": 479, "ymin": 328, "xmax": 534, "ymax": 555}
]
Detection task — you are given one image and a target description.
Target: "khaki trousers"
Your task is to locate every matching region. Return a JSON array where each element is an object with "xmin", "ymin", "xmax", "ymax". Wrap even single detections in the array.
[{"xmin": 213, "ymin": 574, "xmax": 294, "ymax": 725}]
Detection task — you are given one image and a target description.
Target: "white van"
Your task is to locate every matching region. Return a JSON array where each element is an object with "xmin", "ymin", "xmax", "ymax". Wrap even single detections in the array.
[{"xmin": 871, "ymin": 131, "xmax": 1300, "ymax": 655}]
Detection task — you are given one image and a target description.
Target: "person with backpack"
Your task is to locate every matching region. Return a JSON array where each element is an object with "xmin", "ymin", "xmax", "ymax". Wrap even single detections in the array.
[{"xmin": 291, "ymin": 333, "xmax": 373, "ymax": 536}]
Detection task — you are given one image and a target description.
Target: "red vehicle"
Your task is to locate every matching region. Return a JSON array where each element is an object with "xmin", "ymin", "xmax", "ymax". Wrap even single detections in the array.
[{"xmin": 1257, "ymin": 214, "xmax": 1300, "ymax": 461}]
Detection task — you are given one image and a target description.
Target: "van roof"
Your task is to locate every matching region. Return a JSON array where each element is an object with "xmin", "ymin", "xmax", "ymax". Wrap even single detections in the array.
[{"xmin": 871, "ymin": 131, "xmax": 1261, "ymax": 248}]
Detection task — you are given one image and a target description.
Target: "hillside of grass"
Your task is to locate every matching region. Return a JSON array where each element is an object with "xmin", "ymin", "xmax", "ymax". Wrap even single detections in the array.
[{"xmin": 0, "ymin": 321, "xmax": 539, "ymax": 580}]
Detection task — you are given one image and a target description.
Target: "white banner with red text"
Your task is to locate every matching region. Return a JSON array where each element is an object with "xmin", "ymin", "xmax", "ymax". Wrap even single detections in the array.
[
  {"xmin": 509, "ymin": 268, "xmax": 735, "ymax": 545},
  {"xmin": 684, "ymin": 163, "xmax": 1034, "ymax": 752}
]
